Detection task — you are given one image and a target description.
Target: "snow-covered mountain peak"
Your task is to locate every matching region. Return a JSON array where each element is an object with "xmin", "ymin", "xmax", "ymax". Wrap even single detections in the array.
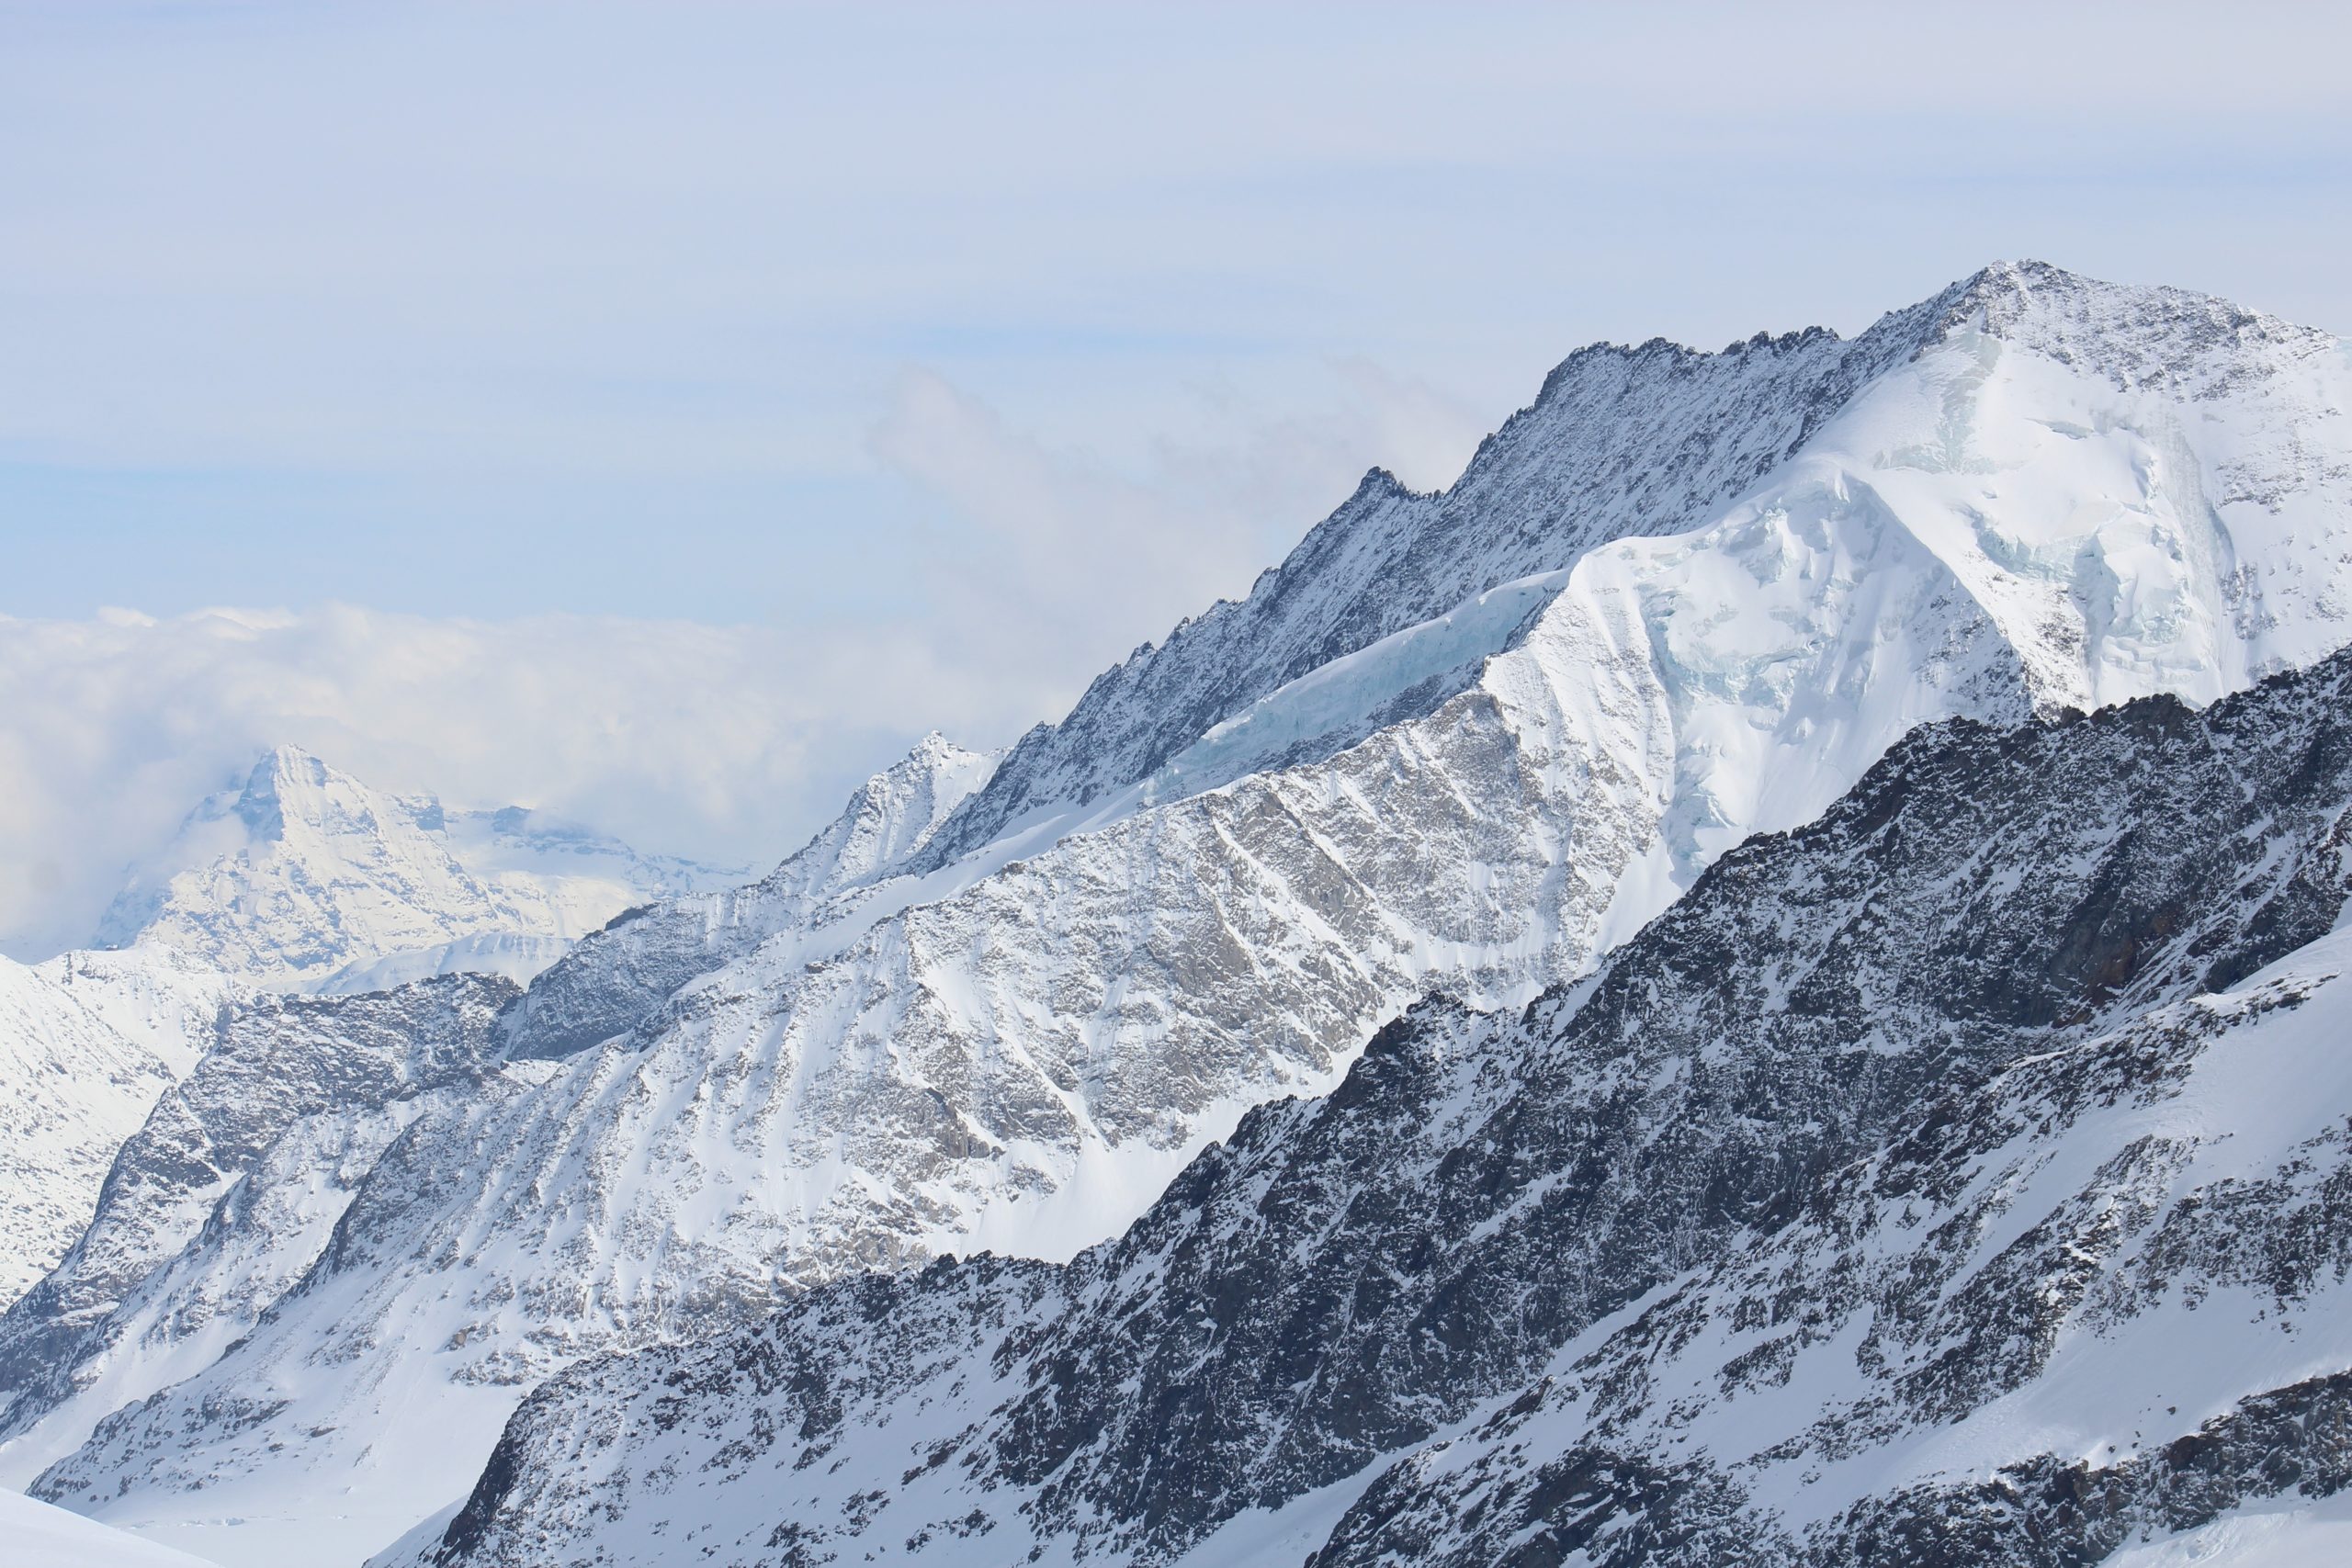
[
  {"xmin": 908, "ymin": 263, "xmax": 2347, "ymax": 877},
  {"xmin": 223, "ymin": 744, "xmax": 310, "ymax": 838},
  {"xmin": 1911, "ymin": 258, "xmax": 2338, "ymax": 398},
  {"xmin": 493, "ymin": 729, "xmax": 994, "ymax": 1064},
  {"xmin": 751, "ymin": 730, "xmax": 994, "ymax": 901},
  {"xmin": 1430, "ymin": 261, "xmax": 2351, "ymax": 908},
  {"xmin": 92, "ymin": 747, "xmax": 739, "ymax": 992},
  {"xmin": 225, "ymin": 743, "xmax": 388, "ymax": 840},
  {"xmin": 16, "ymin": 265, "xmax": 2352, "ymax": 1567}
]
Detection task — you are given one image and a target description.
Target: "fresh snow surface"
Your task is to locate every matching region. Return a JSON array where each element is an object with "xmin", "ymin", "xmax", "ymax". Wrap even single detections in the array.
[
  {"xmin": 2102, "ymin": 1492, "xmax": 2352, "ymax": 1568},
  {"xmin": 2, "ymin": 1488, "xmax": 223, "ymax": 1567},
  {"xmin": 318, "ymin": 931, "xmax": 574, "ymax": 995},
  {"xmin": 0, "ymin": 946, "xmax": 236, "ymax": 1304},
  {"xmin": 15, "ymin": 262, "xmax": 2352, "ymax": 1566}
]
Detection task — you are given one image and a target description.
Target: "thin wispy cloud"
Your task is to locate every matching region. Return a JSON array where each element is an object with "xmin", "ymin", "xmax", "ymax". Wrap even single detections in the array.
[{"xmin": 872, "ymin": 360, "xmax": 1486, "ymax": 675}]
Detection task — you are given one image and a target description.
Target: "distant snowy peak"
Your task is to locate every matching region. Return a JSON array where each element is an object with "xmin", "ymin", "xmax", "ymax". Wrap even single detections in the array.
[{"xmin": 96, "ymin": 746, "xmax": 740, "ymax": 992}]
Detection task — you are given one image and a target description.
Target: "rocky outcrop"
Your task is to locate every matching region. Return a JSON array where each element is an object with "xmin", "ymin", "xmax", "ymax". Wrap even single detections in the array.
[{"xmin": 390, "ymin": 645, "xmax": 2352, "ymax": 1568}]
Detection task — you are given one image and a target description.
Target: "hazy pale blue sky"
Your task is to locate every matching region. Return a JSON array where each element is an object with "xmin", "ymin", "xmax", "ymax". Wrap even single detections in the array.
[
  {"xmin": 1, "ymin": 0, "xmax": 2347, "ymax": 953},
  {"xmin": 8, "ymin": 2, "xmax": 2350, "ymax": 623}
]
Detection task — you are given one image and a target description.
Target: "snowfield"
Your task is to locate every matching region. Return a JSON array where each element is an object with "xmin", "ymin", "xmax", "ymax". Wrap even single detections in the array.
[{"xmin": 2, "ymin": 1487, "xmax": 222, "ymax": 1567}]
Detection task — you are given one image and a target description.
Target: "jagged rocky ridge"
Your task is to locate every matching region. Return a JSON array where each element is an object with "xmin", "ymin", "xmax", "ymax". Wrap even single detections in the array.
[
  {"xmin": 910, "ymin": 259, "xmax": 2351, "ymax": 867},
  {"xmin": 0, "ymin": 973, "xmax": 519, "ymax": 1478},
  {"xmin": 11, "ymin": 262, "xmax": 2352, "ymax": 1565},
  {"xmin": 0, "ymin": 744, "xmax": 726, "ymax": 1304},
  {"xmin": 0, "ymin": 947, "xmax": 236, "ymax": 1306},
  {"xmin": 391, "ymin": 642, "xmax": 2352, "ymax": 1568}
]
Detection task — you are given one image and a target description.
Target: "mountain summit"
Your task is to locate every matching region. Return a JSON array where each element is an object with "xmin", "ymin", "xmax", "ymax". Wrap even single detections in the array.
[
  {"xmin": 909, "ymin": 259, "xmax": 2349, "ymax": 871},
  {"xmin": 94, "ymin": 747, "xmax": 740, "ymax": 991}
]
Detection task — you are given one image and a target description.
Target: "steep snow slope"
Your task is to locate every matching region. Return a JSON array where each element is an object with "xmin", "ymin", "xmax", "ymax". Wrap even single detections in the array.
[
  {"xmin": 21, "ymin": 263, "xmax": 2352, "ymax": 1566},
  {"xmin": 0, "ymin": 973, "xmax": 521, "ymax": 1488},
  {"xmin": 386, "ymin": 646, "xmax": 2352, "ymax": 1568},
  {"xmin": 0, "ymin": 947, "xmax": 236, "ymax": 1306},
  {"xmin": 96, "ymin": 745, "xmax": 739, "ymax": 990},
  {"xmin": 2102, "ymin": 1495, "xmax": 2352, "ymax": 1568}
]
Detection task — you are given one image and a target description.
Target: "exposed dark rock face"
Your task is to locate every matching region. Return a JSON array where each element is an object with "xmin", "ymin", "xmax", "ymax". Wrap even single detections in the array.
[
  {"xmin": 1303, "ymin": 949, "xmax": 2352, "ymax": 1565},
  {"xmin": 399, "ymin": 647, "xmax": 2352, "ymax": 1568},
  {"xmin": 1312, "ymin": 1368, "xmax": 2352, "ymax": 1568},
  {"xmin": 1817, "ymin": 1370, "xmax": 2352, "ymax": 1567}
]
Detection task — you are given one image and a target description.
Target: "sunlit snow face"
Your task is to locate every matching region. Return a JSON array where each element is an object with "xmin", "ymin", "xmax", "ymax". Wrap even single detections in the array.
[
  {"xmin": 1836, "ymin": 319, "xmax": 2352, "ymax": 709},
  {"xmin": 1460, "ymin": 304, "xmax": 2352, "ymax": 896}
]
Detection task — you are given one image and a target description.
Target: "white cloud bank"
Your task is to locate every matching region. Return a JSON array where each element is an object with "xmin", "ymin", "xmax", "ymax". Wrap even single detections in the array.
[
  {"xmin": 876, "ymin": 356, "xmax": 1486, "ymax": 673},
  {"xmin": 1, "ymin": 360, "xmax": 1491, "ymax": 962},
  {"xmin": 0, "ymin": 605, "xmax": 911, "ymax": 957}
]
